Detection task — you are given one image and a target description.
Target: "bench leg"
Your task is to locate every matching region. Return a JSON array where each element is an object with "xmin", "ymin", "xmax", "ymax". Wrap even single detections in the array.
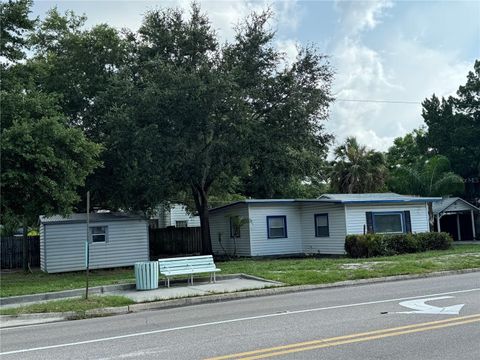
[
  {"xmin": 190, "ymin": 274, "xmax": 194, "ymax": 285},
  {"xmin": 167, "ymin": 277, "xmax": 170, "ymax": 288},
  {"xmin": 213, "ymin": 272, "xmax": 216, "ymax": 283}
]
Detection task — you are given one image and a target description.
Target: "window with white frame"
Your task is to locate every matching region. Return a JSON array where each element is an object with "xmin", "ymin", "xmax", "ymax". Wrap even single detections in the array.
[
  {"xmin": 267, "ymin": 216, "xmax": 287, "ymax": 238},
  {"xmin": 315, "ymin": 214, "xmax": 329, "ymax": 237},
  {"xmin": 372, "ymin": 212, "xmax": 404, "ymax": 233},
  {"xmin": 90, "ymin": 226, "xmax": 107, "ymax": 243}
]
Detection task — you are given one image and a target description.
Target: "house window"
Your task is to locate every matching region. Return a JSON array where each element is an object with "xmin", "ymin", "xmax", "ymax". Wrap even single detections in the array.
[
  {"xmin": 267, "ymin": 216, "xmax": 287, "ymax": 238},
  {"xmin": 230, "ymin": 217, "xmax": 241, "ymax": 238},
  {"xmin": 90, "ymin": 226, "xmax": 107, "ymax": 243},
  {"xmin": 372, "ymin": 212, "xmax": 404, "ymax": 234},
  {"xmin": 176, "ymin": 220, "xmax": 188, "ymax": 228},
  {"xmin": 315, "ymin": 214, "xmax": 329, "ymax": 237}
]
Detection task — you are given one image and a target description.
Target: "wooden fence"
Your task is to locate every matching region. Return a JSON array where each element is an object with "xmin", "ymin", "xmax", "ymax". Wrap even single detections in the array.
[
  {"xmin": 1, "ymin": 236, "xmax": 40, "ymax": 269},
  {"xmin": 149, "ymin": 227, "xmax": 202, "ymax": 257}
]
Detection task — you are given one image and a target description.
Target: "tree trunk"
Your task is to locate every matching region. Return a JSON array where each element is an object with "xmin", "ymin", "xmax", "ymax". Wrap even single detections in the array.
[
  {"xmin": 427, "ymin": 202, "xmax": 435, "ymax": 231},
  {"xmin": 22, "ymin": 221, "xmax": 28, "ymax": 272},
  {"xmin": 192, "ymin": 185, "xmax": 213, "ymax": 255}
]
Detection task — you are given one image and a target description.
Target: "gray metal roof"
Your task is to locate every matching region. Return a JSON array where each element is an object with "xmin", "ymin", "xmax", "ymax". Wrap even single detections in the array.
[
  {"xmin": 209, "ymin": 193, "xmax": 440, "ymax": 212},
  {"xmin": 39, "ymin": 212, "xmax": 145, "ymax": 225},
  {"xmin": 432, "ymin": 197, "xmax": 480, "ymax": 214},
  {"xmin": 319, "ymin": 193, "xmax": 441, "ymax": 203}
]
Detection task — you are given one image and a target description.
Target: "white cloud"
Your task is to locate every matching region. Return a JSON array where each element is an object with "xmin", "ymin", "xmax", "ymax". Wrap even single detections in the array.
[
  {"xmin": 276, "ymin": 39, "xmax": 299, "ymax": 69},
  {"xmin": 334, "ymin": 0, "xmax": 393, "ymax": 35},
  {"xmin": 328, "ymin": 1, "xmax": 473, "ymax": 151},
  {"xmin": 169, "ymin": 0, "xmax": 299, "ymax": 42}
]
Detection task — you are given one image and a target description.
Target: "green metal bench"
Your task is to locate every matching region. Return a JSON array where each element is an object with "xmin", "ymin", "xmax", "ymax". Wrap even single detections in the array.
[{"xmin": 158, "ymin": 255, "xmax": 221, "ymax": 287}]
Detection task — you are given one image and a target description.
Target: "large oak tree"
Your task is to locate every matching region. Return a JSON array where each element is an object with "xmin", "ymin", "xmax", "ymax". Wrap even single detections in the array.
[{"xmin": 96, "ymin": 5, "xmax": 334, "ymax": 253}]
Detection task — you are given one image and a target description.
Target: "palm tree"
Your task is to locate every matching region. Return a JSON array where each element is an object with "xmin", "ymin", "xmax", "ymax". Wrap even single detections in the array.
[
  {"xmin": 329, "ymin": 137, "xmax": 388, "ymax": 193},
  {"xmin": 388, "ymin": 155, "xmax": 464, "ymax": 197}
]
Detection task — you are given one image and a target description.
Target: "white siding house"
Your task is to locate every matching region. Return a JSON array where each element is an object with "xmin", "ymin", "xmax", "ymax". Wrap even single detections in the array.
[
  {"xmin": 210, "ymin": 203, "xmax": 251, "ymax": 256},
  {"xmin": 39, "ymin": 213, "xmax": 149, "ymax": 273},
  {"xmin": 209, "ymin": 193, "xmax": 439, "ymax": 257},
  {"xmin": 154, "ymin": 204, "xmax": 200, "ymax": 228},
  {"xmin": 344, "ymin": 203, "xmax": 430, "ymax": 235}
]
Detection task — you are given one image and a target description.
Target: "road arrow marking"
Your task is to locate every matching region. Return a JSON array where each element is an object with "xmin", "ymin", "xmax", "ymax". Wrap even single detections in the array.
[{"xmin": 397, "ymin": 296, "xmax": 464, "ymax": 315}]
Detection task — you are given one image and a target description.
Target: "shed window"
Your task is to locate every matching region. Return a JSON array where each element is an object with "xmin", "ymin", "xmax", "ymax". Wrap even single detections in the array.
[
  {"xmin": 373, "ymin": 212, "xmax": 404, "ymax": 234},
  {"xmin": 315, "ymin": 214, "xmax": 330, "ymax": 237},
  {"xmin": 267, "ymin": 216, "xmax": 287, "ymax": 239},
  {"xmin": 90, "ymin": 226, "xmax": 107, "ymax": 243}
]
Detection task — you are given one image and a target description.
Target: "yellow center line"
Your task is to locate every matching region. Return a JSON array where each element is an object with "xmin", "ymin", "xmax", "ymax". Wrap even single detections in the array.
[
  {"xmin": 205, "ymin": 314, "xmax": 480, "ymax": 360},
  {"xmin": 242, "ymin": 318, "xmax": 480, "ymax": 360}
]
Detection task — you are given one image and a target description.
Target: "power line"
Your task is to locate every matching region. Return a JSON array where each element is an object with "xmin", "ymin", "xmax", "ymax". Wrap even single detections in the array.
[{"xmin": 335, "ymin": 98, "xmax": 421, "ymax": 105}]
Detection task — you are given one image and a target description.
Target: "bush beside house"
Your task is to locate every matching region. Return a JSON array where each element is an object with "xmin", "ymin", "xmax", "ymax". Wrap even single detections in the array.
[{"xmin": 345, "ymin": 232, "xmax": 452, "ymax": 258}]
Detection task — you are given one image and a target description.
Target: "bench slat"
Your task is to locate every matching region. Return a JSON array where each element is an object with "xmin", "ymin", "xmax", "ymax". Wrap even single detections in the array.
[{"xmin": 158, "ymin": 255, "xmax": 220, "ymax": 287}]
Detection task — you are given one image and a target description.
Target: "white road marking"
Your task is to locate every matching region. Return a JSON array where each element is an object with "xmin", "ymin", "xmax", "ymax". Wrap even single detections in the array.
[
  {"xmin": 396, "ymin": 296, "xmax": 465, "ymax": 314},
  {"xmin": 1, "ymin": 287, "xmax": 479, "ymax": 356}
]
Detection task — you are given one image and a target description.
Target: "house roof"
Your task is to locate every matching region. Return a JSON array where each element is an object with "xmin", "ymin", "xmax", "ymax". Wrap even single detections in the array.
[
  {"xmin": 319, "ymin": 193, "xmax": 441, "ymax": 203},
  {"xmin": 432, "ymin": 197, "xmax": 480, "ymax": 215},
  {"xmin": 39, "ymin": 212, "xmax": 145, "ymax": 225},
  {"xmin": 209, "ymin": 193, "xmax": 440, "ymax": 212}
]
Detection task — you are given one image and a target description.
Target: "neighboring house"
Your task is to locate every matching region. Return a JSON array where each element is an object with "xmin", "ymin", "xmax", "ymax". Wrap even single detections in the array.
[
  {"xmin": 433, "ymin": 197, "xmax": 479, "ymax": 241},
  {"xmin": 209, "ymin": 193, "xmax": 439, "ymax": 257},
  {"xmin": 39, "ymin": 213, "xmax": 149, "ymax": 273},
  {"xmin": 153, "ymin": 204, "xmax": 200, "ymax": 228}
]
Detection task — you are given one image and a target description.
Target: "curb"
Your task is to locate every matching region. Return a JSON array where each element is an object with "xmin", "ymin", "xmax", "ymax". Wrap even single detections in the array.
[
  {"xmin": 1, "ymin": 268, "xmax": 479, "ymax": 328},
  {"xmin": 85, "ymin": 306, "xmax": 130, "ymax": 317},
  {"xmin": 0, "ymin": 311, "xmax": 77, "ymax": 321}
]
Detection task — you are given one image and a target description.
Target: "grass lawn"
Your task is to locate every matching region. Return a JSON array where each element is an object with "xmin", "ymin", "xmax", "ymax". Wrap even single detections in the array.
[
  {"xmin": 218, "ymin": 244, "xmax": 480, "ymax": 285},
  {"xmin": 0, "ymin": 295, "xmax": 134, "ymax": 315},
  {"xmin": 1, "ymin": 268, "xmax": 135, "ymax": 298},
  {"xmin": 1, "ymin": 245, "xmax": 479, "ymax": 298}
]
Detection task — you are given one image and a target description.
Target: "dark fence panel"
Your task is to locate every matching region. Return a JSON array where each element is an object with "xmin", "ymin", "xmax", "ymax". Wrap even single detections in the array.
[
  {"xmin": 149, "ymin": 227, "xmax": 202, "ymax": 258},
  {"xmin": 1, "ymin": 236, "xmax": 40, "ymax": 269}
]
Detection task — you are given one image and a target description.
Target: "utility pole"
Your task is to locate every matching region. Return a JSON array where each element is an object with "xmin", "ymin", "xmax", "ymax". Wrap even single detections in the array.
[{"xmin": 85, "ymin": 191, "xmax": 90, "ymax": 299}]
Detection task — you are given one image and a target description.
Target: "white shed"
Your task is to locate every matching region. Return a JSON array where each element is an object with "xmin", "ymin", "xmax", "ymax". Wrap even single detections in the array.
[
  {"xmin": 209, "ymin": 193, "xmax": 439, "ymax": 257},
  {"xmin": 39, "ymin": 213, "xmax": 149, "ymax": 273}
]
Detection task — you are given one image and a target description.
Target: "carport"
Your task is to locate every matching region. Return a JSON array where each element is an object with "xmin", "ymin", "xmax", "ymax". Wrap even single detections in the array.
[{"xmin": 433, "ymin": 197, "xmax": 479, "ymax": 241}]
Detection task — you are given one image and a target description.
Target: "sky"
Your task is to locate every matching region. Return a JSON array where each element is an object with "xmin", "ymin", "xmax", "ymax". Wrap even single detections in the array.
[{"xmin": 30, "ymin": 0, "xmax": 480, "ymax": 151}]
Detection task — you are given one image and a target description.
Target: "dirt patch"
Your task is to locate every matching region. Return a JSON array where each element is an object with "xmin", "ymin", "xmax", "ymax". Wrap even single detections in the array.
[
  {"xmin": 340, "ymin": 261, "xmax": 393, "ymax": 270},
  {"xmin": 439, "ymin": 253, "xmax": 480, "ymax": 258}
]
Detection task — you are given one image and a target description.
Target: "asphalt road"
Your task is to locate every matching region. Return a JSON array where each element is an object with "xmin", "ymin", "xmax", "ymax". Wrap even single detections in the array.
[{"xmin": 1, "ymin": 272, "xmax": 479, "ymax": 360}]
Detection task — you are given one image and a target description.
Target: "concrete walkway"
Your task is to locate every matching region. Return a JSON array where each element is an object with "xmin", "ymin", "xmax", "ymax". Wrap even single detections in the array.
[{"xmin": 109, "ymin": 276, "xmax": 281, "ymax": 303}]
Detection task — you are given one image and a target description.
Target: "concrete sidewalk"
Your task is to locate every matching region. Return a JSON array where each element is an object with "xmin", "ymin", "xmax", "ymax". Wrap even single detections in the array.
[
  {"xmin": 0, "ymin": 274, "xmax": 281, "ymax": 309},
  {"xmin": 110, "ymin": 276, "xmax": 281, "ymax": 303}
]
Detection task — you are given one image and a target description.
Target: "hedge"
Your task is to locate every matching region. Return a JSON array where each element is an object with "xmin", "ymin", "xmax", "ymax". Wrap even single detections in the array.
[{"xmin": 345, "ymin": 232, "xmax": 453, "ymax": 258}]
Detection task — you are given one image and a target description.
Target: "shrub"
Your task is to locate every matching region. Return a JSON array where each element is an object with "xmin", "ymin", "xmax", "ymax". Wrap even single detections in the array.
[
  {"xmin": 416, "ymin": 232, "xmax": 453, "ymax": 251},
  {"xmin": 345, "ymin": 234, "xmax": 383, "ymax": 258},
  {"xmin": 382, "ymin": 234, "xmax": 420, "ymax": 255},
  {"xmin": 345, "ymin": 232, "xmax": 453, "ymax": 258}
]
